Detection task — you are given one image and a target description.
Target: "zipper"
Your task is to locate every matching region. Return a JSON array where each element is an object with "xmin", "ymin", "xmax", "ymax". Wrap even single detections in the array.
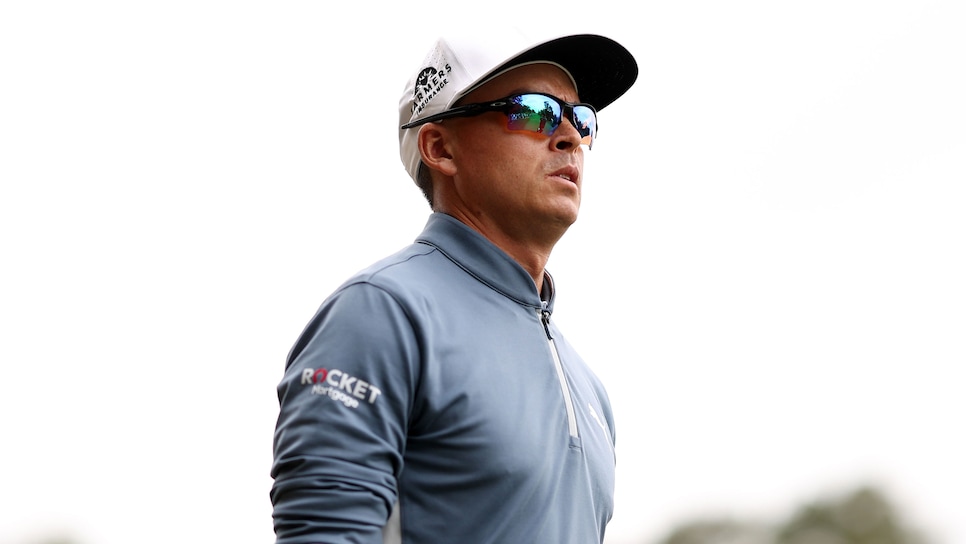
[{"xmin": 541, "ymin": 304, "xmax": 579, "ymax": 439}]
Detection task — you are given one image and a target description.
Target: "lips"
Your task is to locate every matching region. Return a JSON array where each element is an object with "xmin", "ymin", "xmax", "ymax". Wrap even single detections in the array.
[{"xmin": 550, "ymin": 165, "xmax": 580, "ymax": 185}]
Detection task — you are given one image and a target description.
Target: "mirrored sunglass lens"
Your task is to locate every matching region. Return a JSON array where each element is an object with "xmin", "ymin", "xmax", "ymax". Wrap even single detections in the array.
[
  {"xmin": 506, "ymin": 94, "xmax": 561, "ymax": 134},
  {"xmin": 573, "ymin": 106, "xmax": 596, "ymax": 146}
]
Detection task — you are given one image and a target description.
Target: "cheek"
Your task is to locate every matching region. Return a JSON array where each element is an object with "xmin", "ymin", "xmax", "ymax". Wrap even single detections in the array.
[
  {"xmin": 451, "ymin": 125, "xmax": 548, "ymax": 189},
  {"xmin": 457, "ymin": 135, "xmax": 519, "ymax": 178}
]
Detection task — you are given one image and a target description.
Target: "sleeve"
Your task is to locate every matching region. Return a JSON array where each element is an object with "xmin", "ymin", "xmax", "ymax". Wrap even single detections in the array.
[{"xmin": 270, "ymin": 281, "xmax": 420, "ymax": 544}]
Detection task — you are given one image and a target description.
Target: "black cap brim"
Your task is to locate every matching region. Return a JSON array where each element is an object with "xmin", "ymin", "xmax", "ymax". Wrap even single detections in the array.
[{"xmin": 470, "ymin": 34, "xmax": 639, "ymax": 111}]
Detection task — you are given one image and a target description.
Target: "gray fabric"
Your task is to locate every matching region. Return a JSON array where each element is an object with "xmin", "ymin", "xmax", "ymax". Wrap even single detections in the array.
[{"xmin": 271, "ymin": 213, "xmax": 616, "ymax": 543}]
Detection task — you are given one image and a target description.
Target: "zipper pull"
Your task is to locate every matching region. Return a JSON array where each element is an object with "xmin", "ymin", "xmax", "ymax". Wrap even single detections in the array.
[{"xmin": 540, "ymin": 304, "xmax": 554, "ymax": 340}]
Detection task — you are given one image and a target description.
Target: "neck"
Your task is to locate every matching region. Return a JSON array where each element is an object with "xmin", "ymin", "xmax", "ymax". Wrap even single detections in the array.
[
  {"xmin": 443, "ymin": 210, "xmax": 561, "ymax": 293},
  {"xmin": 492, "ymin": 234, "xmax": 553, "ymax": 294}
]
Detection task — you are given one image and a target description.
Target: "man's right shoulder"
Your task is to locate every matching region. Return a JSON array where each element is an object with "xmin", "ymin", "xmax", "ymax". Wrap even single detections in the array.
[{"xmin": 336, "ymin": 242, "xmax": 454, "ymax": 299}]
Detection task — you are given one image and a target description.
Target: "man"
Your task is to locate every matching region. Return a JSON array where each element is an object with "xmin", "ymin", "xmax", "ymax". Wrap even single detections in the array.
[{"xmin": 271, "ymin": 31, "xmax": 638, "ymax": 544}]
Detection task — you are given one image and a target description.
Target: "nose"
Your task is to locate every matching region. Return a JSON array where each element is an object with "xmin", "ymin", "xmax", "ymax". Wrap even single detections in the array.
[{"xmin": 551, "ymin": 116, "xmax": 583, "ymax": 152}]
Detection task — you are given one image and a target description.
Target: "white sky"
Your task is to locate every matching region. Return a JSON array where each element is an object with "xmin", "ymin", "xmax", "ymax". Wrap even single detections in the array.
[{"xmin": 1, "ymin": 2, "xmax": 963, "ymax": 544}]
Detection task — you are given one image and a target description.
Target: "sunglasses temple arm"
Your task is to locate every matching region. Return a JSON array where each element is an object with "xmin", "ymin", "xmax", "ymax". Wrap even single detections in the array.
[{"xmin": 401, "ymin": 104, "xmax": 488, "ymax": 129}]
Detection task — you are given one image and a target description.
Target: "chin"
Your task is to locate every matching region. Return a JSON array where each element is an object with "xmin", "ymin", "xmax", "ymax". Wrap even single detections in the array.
[{"xmin": 552, "ymin": 207, "xmax": 580, "ymax": 229}]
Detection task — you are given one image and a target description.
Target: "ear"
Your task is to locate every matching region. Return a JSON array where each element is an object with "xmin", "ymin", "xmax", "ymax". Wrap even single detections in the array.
[{"xmin": 417, "ymin": 123, "xmax": 458, "ymax": 177}]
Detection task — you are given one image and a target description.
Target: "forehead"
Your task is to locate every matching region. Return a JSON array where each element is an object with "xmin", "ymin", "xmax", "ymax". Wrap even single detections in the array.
[{"xmin": 462, "ymin": 63, "xmax": 579, "ymax": 103}]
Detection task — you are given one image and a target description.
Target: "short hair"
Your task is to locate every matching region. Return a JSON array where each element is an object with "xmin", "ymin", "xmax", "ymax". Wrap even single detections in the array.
[{"xmin": 416, "ymin": 162, "xmax": 435, "ymax": 209}]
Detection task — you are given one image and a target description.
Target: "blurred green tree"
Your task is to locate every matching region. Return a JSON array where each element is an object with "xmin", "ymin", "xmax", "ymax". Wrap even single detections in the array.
[
  {"xmin": 776, "ymin": 486, "xmax": 927, "ymax": 544},
  {"xmin": 658, "ymin": 518, "xmax": 771, "ymax": 544},
  {"xmin": 653, "ymin": 486, "xmax": 929, "ymax": 544}
]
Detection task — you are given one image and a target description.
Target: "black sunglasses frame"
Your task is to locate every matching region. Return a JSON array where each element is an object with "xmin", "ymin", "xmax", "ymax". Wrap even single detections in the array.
[{"xmin": 401, "ymin": 93, "xmax": 598, "ymax": 145}]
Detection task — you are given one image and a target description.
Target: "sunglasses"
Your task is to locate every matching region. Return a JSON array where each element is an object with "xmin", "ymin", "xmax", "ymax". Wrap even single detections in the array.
[{"xmin": 401, "ymin": 92, "xmax": 598, "ymax": 149}]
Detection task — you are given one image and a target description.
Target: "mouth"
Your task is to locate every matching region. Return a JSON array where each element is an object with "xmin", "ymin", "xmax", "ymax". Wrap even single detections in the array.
[{"xmin": 550, "ymin": 166, "xmax": 580, "ymax": 185}]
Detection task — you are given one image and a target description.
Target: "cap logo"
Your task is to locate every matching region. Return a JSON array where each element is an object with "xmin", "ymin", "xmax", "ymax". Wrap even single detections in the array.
[{"xmin": 411, "ymin": 63, "xmax": 452, "ymax": 115}]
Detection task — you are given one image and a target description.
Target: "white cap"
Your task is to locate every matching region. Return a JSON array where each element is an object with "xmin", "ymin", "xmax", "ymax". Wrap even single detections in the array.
[{"xmin": 398, "ymin": 31, "xmax": 639, "ymax": 185}]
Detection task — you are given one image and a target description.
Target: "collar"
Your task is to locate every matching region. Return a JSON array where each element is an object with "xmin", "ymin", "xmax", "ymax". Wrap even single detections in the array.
[{"xmin": 415, "ymin": 213, "xmax": 555, "ymax": 312}]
